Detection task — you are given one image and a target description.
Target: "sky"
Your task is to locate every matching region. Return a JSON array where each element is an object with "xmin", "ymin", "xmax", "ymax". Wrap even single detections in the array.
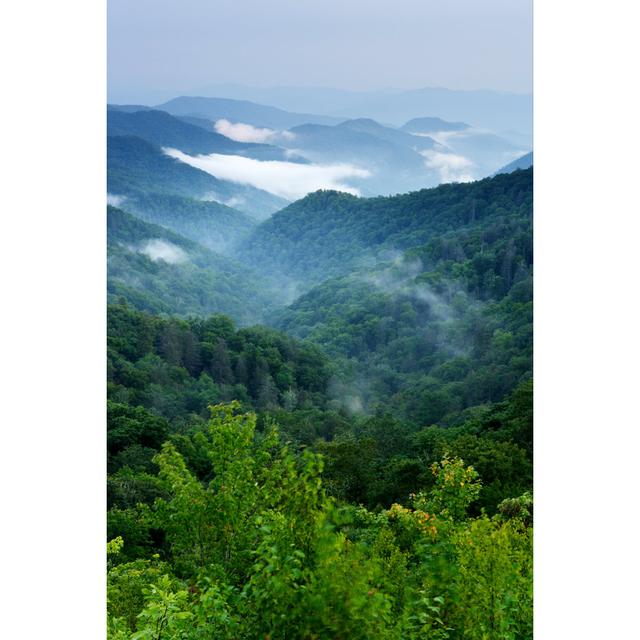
[{"xmin": 108, "ymin": 0, "xmax": 532, "ymax": 104}]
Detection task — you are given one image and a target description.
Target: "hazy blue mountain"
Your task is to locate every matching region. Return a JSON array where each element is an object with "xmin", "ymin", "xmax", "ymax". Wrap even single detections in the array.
[
  {"xmin": 107, "ymin": 206, "xmax": 280, "ymax": 322},
  {"xmin": 107, "ymin": 135, "xmax": 289, "ymax": 219},
  {"xmin": 172, "ymin": 114, "xmax": 224, "ymax": 132},
  {"xmin": 438, "ymin": 131, "xmax": 524, "ymax": 175},
  {"xmin": 188, "ymin": 84, "xmax": 532, "ymax": 133},
  {"xmin": 401, "ymin": 117, "xmax": 470, "ymax": 134},
  {"xmin": 186, "ymin": 83, "xmax": 374, "ymax": 115},
  {"xmin": 494, "ymin": 151, "xmax": 533, "ymax": 175},
  {"xmin": 279, "ymin": 123, "xmax": 441, "ymax": 195},
  {"xmin": 324, "ymin": 87, "xmax": 533, "ymax": 134},
  {"xmin": 401, "ymin": 116, "xmax": 526, "ymax": 176},
  {"xmin": 107, "ymin": 104, "xmax": 154, "ymax": 113},
  {"xmin": 155, "ymin": 96, "xmax": 343, "ymax": 129},
  {"xmin": 110, "ymin": 192, "xmax": 256, "ymax": 255},
  {"xmin": 279, "ymin": 115, "xmax": 527, "ymax": 191},
  {"xmin": 337, "ymin": 118, "xmax": 438, "ymax": 151},
  {"xmin": 284, "ymin": 123, "xmax": 425, "ymax": 161},
  {"xmin": 107, "ymin": 108, "xmax": 300, "ymax": 162},
  {"xmin": 107, "ymin": 94, "xmax": 529, "ymax": 211},
  {"xmin": 170, "ymin": 114, "xmax": 311, "ymax": 163}
]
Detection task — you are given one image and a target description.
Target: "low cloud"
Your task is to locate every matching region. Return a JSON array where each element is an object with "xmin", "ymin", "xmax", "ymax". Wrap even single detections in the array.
[
  {"xmin": 364, "ymin": 256, "xmax": 483, "ymax": 317},
  {"xmin": 214, "ymin": 119, "xmax": 278, "ymax": 143},
  {"xmin": 327, "ymin": 375, "xmax": 368, "ymax": 415},
  {"xmin": 137, "ymin": 239, "xmax": 188, "ymax": 264},
  {"xmin": 213, "ymin": 119, "xmax": 296, "ymax": 144},
  {"xmin": 420, "ymin": 130, "xmax": 464, "ymax": 146},
  {"xmin": 164, "ymin": 148, "xmax": 371, "ymax": 200},
  {"xmin": 418, "ymin": 128, "xmax": 489, "ymax": 146},
  {"xmin": 199, "ymin": 193, "xmax": 246, "ymax": 209},
  {"xmin": 107, "ymin": 193, "xmax": 126, "ymax": 207},
  {"xmin": 421, "ymin": 150, "xmax": 476, "ymax": 184},
  {"xmin": 221, "ymin": 195, "xmax": 245, "ymax": 208},
  {"xmin": 359, "ymin": 258, "xmax": 481, "ymax": 357}
]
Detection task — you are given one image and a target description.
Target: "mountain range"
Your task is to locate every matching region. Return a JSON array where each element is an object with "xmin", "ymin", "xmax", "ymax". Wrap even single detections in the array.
[
  {"xmin": 172, "ymin": 84, "xmax": 533, "ymax": 135},
  {"xmin": 108, "ymin": 107, "xmax": 305, "ymax": 162},
  {"xmin": 108, "ymin": 95, "xmax": 530, "ymax": 202},
  {"xmin": 155, "ymin": 95, "xmax": 343, "ymax": 129}
]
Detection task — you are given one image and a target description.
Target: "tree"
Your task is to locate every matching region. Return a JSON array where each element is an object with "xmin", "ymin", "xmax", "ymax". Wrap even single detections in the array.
[{"xmin": 209, "ymin": 338, "xmax": 233, "ymax": 384}]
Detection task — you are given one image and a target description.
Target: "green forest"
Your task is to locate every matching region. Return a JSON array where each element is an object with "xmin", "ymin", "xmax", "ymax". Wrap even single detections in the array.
[{"xmin": 107, "ymin": 154, "xmax": 533, "ymax": 639}]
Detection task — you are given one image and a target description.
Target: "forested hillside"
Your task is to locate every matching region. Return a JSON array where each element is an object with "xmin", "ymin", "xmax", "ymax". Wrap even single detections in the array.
[
  {"xmin": 272, "ymin": 232, "xmax": 532, "ymax": 423},
  {"xmin": 240, "ymin": 168, "xmax": 532, "ymax": 288},
  {"xmin": 107, "ymin": 206, "xmax": 283, "ymax": 322},
  {"xmin": 114, "ymin": 192, "xmax": 256, "ymax": 255},
  {"xmin": 107, "ymin": 161, "xmax": 533, "ymax": 638}
]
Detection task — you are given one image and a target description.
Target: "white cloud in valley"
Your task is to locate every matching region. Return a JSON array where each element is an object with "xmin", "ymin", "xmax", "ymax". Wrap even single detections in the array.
[
  {"xmin": 107, "ymin": 193, "xmax": 127, "ymax": 207},
  {"xmin": 199, "ymin": 193, "xmax": 246, "ymax": 209},
  {"xmin": 137, "ymin": 239, "xmax": 188, "ymax": 264},
  {"xmin": 214, "ymin": 119, "xmax": 296, "ymax": 144},
  {"xmin": 164, "ymin": 148, "xmax": 371, "ymax": 200},
  {"xmin": 421, "ymin": 150, "xmax": 476, "ymax": 184},
  {"xmin": 419, "ymin": 130, "xmax": 465, "ymax": 146},
  {"xmin": 413, "ymin": 129, "xmax": 482, "ymax": 146}
]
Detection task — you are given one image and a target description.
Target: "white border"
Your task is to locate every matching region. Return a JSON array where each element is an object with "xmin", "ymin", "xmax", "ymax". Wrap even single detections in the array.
[
  {"xmin": 0, "ymin": 1, "xmax": 106, "ymax": 638},
  {"xmin": 535, "ymin": 0, "xmax": 640, "ymax": 636}
]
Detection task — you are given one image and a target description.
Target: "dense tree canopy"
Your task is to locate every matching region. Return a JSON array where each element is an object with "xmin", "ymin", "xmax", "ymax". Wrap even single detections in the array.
[
  {"xmin": 240, "ymin": 168, "xmax": 532, "ymax": 288},
  {"xmin": 107, "ymin": 207, "xmax": 285, "ymax": 322},
  {"xmin": 108, "ymin": 405, "xmax": 532, "ymax": 639},
  {"xmin": 119, "ymin": 192, "xmax": 256, "ymax": 255}
]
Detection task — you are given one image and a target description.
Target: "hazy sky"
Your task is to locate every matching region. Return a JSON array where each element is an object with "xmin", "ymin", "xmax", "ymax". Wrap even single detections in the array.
[{"xmin": 108, "ymin": 0, "xmax": 532, "ymax": 103}]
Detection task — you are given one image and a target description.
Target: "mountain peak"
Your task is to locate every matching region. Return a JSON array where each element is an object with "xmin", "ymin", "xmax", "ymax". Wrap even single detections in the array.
[{"xmin": 338, "ymin": 118, "xmax": 382, "ymax": 128}]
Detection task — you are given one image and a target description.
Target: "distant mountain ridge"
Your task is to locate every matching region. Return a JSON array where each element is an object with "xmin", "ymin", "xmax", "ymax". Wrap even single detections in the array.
[
  {"xmin": 107, "ymin": 93, "xmax": 532, "ymax": 229},
  {"xmin": 182, "ymin": 84, "xmax": 532, "ymax": 133},
  {"xmin": 155, "ymin": 95, "xmax": 343, "ymax": 129},
  {"xmin": 494, "ymin": 152, "xmax": 533, "ymax": 175},
  {"xmin": 107, "ymin": 108, "xmax": 302, "ymax": 162},
  {"xmin": 109, "ymin": 93, "xmax": 532, "ymax": 196},
  {"xmin": 277, "ymin": 121, "xmax": 442, "ymax": 195},
  {"xmin": 401, "ymin": 117, "xmax": 470, "ymax": 133},
  {"xmin": 337, "ymin": 118, "xmax": 439, "ymax": 151}
]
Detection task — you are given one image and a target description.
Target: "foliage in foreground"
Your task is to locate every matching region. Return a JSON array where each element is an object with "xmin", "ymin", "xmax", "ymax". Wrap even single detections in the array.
[{"xmin": 108, "ymin": 403, "xmax": 532, "ymax": 640}]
